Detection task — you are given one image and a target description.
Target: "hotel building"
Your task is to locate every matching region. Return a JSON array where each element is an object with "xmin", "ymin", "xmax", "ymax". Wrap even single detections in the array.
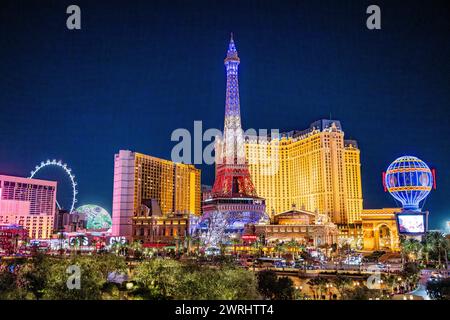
[
  {"xmin": 112, "ymin": 150, "xmax": 201, "ymax": 240},
  {"xmin": 245, "ymin": 119, "xmax": 363, "ymax": 225},
  {"xmin": 252, "ymin": 205, "xmax": 338, "ymax": 247},
  {"xmin": 133, "ymin": 199, "xmax": 199, "ymax": 245},
  {"xmin": 0, "ymin": 175, "xmax": 57, "ymax": 239}
]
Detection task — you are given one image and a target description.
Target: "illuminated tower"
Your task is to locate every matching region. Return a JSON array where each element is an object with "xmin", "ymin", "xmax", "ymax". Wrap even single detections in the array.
[
  {"xmin": 212, "ymin": 33, "xmax": 257, "ymax": 197},
  {"xmin": 200, "ymin": 35, "xmax": 267, "ymax": 243}
]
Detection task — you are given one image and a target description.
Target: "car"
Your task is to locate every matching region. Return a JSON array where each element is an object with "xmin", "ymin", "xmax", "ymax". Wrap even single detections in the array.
[
  {"xmin": 274, "ymin": 261, "xmax": 287, "ymax": 268},
  {"xmin": 376, "ymin": 263, "xmax": 386, "ymax": 270},
  {"xmin": 429, "ymin": 272, "xmax": 443, "ymax": 282},
  {"xmin": 205, "ymin": 247, "xmax": 220, "ymax": 256},
  {"xmin": 239, "ymin": 258, "xmax": 254, "ymax": 267}
]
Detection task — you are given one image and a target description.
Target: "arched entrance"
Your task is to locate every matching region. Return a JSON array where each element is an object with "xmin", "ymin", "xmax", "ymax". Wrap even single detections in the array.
[{"xmin": 378, "ymin": 224, "xmax": 392, "ymax": 251}]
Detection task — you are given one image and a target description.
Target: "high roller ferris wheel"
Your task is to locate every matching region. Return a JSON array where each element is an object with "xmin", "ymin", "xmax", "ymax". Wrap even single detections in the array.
[{"xmin": 29, "ymin": 159, "xmax": 78, "ymax": 213}]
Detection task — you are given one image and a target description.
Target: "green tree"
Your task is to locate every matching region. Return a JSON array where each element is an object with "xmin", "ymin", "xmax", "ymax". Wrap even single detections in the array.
[
  {"xmin": 401, "ymin": 238, "xmax": 422, "ymax": 262},
  {"xmin": 307, "ymin": 277, "xmax": 329, "ymax": 299},
  {"xmin": 42, "ymin": 256, "xmax": 106, "ymax": 299},
  {"xmin": 0, "ymin": 266, "xmax": 28, "ymax": 299},
  {"xmin": 130, "ymin": 241, "xmax": 143, "ymax": 259},
  {"xmin": 342, "ymin": 285, "xmax": 381, "ymax": 300},
  {"xmin": 251, "ymin": 240, "xmax": 264, "ymax": 258},
  {"xmin": 257, "ymin": 270, "xmax": 278, "ymax": 299},
  {"xmin": 382, "ymin": 274, "xmax": 399, "ymax": 294},
  {"xmin": 257, "ymin": 270, "xmax": 294, "ymax": 300},
  {"xmin": 177, "ymin": 266, "xmax": 260, "ymax": 299},
  {"xmin": 426, "ymin": 232, "xmax": 449, "ymax": 269},
  {"xmin": 275, "ymin": 276, "xmax": 295, "ymax": 300},
  {"xmin": 331, "ymin": 275, "xmax": 352, "ymax": 298},
  {"xmin": 18, "ymin": 253, "xmax": 50, "ymax": 299},
  {"xmin": 132, "ymin": 258, "xmax": 183, "ymax": 299},
  {"xmin": 274, "ymin": 241, "xmax": 286, "ymax": 258}
]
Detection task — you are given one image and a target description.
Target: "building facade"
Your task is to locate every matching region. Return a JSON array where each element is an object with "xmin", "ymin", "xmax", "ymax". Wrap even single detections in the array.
[
  {"xmin": 0, "ymin": 175, "xmax": 57, "ymax": 239},
  {"xmin": 361, "ymin": 208, "xmax": 401, "ymax": 252},
  {"xmin": 133, "ymin": 199, "xmax": 198, "ymax": 245},
  {"xmin": 54, "ymin": 209, "xmax": 87, "ymax": 233},
  {"xmin": 252, "ymin": 206, "xmax": 338, "ymax": 247},
  {"xmin": 112, "ymin": 150, "xmax": 201, "ymax": 239},
  {"xmin": 245, "ymin": 119, "xmax": 363, "ymax": 224}
]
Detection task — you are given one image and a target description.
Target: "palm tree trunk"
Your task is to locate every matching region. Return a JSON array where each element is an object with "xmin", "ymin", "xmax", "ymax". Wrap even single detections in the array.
[
  {"xmin": 438, "ymin": 248, "xmax": 442, "ymax": 269},
  {"xmin": 444, "ymin": 249, "xmax": 448, "ymax": 270}
]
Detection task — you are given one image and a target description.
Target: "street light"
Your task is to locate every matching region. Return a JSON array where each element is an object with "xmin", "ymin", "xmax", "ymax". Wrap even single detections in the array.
[{"xmin": 125, "ymin": 282, "xmax": 134, "ymax": 290}]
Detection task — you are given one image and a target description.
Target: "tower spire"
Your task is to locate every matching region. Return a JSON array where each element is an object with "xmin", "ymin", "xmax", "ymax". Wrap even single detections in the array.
[
  {"xmin": 224, "ymin": 33, "xmax": 241, "ymax": 127},
  {"xmin": 211, "ymin": 34, "xmax": 258, "ymax": 197},
  {"xmin": 226, "ymin": 33, "xmax": 239, "ymax": 61},
  {"xmin": 201, "ymin": 35, "xmax": 267, "ymax": 245}
]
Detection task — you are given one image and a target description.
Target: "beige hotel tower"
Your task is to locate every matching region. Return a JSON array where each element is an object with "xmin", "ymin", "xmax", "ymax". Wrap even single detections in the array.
[{"xmin": 245, "ymin": 119, "xmax": 363, "ymax": 225}]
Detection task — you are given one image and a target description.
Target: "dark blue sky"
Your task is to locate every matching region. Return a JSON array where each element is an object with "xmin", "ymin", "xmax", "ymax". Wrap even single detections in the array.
[{"xmin": 0, "ymin": 0, "xmax": 449, "ymax": 228}]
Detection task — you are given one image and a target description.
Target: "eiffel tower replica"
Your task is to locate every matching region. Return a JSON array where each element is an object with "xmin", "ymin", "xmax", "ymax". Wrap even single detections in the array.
[{"xmin": 200, "ymin": 34, "xmax": 267, "ymax": 244}]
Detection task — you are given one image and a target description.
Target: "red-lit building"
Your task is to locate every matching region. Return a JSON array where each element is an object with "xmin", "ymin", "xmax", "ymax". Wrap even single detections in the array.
[{"xmin": 0, "ymin": 224, "xmax": 28, "ymax": 255}]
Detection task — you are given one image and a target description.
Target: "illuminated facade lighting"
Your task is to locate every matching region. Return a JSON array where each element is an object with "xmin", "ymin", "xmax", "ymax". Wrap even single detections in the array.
[
  {"xmin": 200, "ymin": 35, "xmax": 267, "ymax": 243},
  {"xmin": 0, "ymin": 175, "xmax": 57, "ymax": 239},
  {"xmin": 245, "ymin": 120, "xmax": 363, "ymax": 224},
  {"xmin": 112, "ymin": 150, "xmax": 201, "ymax": 239}
]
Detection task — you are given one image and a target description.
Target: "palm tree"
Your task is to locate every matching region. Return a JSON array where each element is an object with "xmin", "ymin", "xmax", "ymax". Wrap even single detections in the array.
[
  {"xmin": 331, "ymin": 275, "xmax": 352, "ymax": 299},
  {"xmin": 230, "ymin": 238, "xmax": 240, "ymax": 256},
  {"xmin": 426, "ymin": 232, "xmax": 448, "ymax": 269},
  {"xmin": 251, "ymin": 240, "xmax": 263, "ymax": 258},
  {"xmin": 401, "ymin": 238, "xmax": 422, "ymax": 262},
  {"xmin": 307, "ymin": 277, "xmax": 329, "ymax": 300},
  {"xmin": 382, "ymin": 274, "xmax": 398, "ymax": 294},
  {"xmin": 184, "ymin": 235, "xmax": 192, "ymax": 253},
  {"xmin": 274, "ymin": 241, "xmax": 286, "ymax": 258},
  {"xmin": 317, "ymin": 277, "xmax": 330, "ymax": 299},
  {"xmin": 307, "ymin": 277, "xmax": 320, "ymax": 300},
  {"xmin": 191, "ymin": 236, "xmax": 201, "ymax": 256},
  {"xmin": 129, "ymin": 241, "xmax": 142, "ymax": 259},
  {"xmin": 421, "ymin": 238, "xmax": 434, "ymax": 266},
  {"xmin": 286, "ymin": 239, "xmax": 301, "ymax": 259},
  {"xmin": 142, "ymin": 247, "xmax": 153, "ymax": 259}
]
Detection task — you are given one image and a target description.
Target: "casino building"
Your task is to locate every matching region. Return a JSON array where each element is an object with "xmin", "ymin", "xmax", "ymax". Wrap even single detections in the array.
[
  {"xmin": 0, "ymin": 175, "xmax": 57, "ymax": 239},
  {"xmin": 112, "ymin": 150, "xmax": 201, "ymax": 240},
  {"xmin": 253, "ymin": 205, "xmax": 338, "ymax": 247},
  {"xmin": 133, "ymin": 199, "xmax": 199, "ymax": 245},
  {"xmin": 245, "ymin": 120, "xmax": 363, "ymax": 225}
]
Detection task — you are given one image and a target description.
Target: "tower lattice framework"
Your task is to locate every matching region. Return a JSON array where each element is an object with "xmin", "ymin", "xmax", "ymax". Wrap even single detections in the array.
[{"xmin": 212, "ymin": 34, "xmax": 257, "ymax": 198}]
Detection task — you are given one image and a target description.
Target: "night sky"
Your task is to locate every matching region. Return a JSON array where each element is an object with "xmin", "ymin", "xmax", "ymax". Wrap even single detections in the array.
[{"xmin": 0, "ymin": 0, "xmax": 449, "ymax": 228}]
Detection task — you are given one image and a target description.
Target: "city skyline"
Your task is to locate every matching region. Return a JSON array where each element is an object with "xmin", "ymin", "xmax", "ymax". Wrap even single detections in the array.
[{"xmin": 0, "ymin": 0, "xmax": 449, "ymax": 229}]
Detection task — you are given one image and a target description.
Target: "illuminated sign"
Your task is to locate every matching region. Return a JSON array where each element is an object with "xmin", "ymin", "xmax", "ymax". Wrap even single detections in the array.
[
  {"xmin": 396, "ymin": 213, "xmax": 427, "ymax": 235},
  {"xmin": 242, "ymin": 235, "xmax": 257, "ymax": 241},
  {"xmin": 69, "ymin": 236, "xmax": 89, "ymax": 246},
  {"xmin": 108, "ymin": 236, "xmax": 127, "ymax": 246}
]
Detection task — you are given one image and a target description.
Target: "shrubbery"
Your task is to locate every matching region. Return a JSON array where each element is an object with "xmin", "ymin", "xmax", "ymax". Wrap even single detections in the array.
[{"xmin": 0, "ymin": 254, "xmax": 260, "ymax": 300}]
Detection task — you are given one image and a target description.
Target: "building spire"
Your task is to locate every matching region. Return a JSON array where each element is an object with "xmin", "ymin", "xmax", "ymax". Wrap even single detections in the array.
[
  {"xmin": 210, "ymin": 35, "xmax": 259, "ymax": 199},
  {"xmin": 223, "ymin": 33, "xmax": 241, "ymax": 126},
  {"xmin": 226, "ymin": 32, "xmax": 239, "ymax": 61}
]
